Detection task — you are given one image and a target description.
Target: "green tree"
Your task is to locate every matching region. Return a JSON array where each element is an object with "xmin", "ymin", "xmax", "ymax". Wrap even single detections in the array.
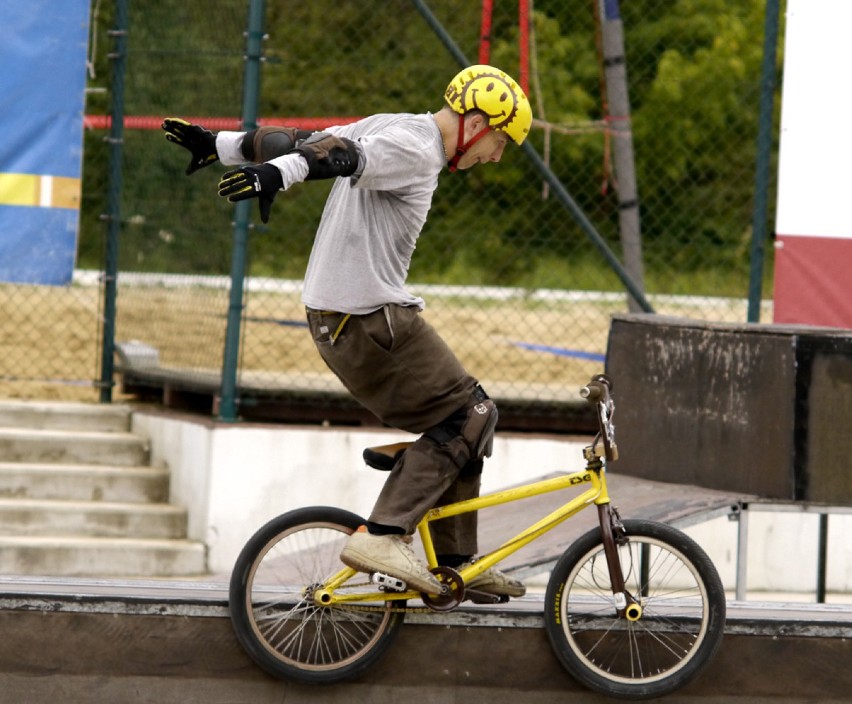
[
  {"xmin": 78, "ymin": 0, "xmax": 779, "ymax": 298},
  {"xmin": 629, "ymin": 0, "xmax": 779, "ymax": 274}
]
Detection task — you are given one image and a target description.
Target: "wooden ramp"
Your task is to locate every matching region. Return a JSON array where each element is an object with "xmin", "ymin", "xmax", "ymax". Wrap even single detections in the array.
[
  {"xmin": 475, "ymin": 471, "xmax": 754, "ymax": 574},
  {"xmin": 117, "ymin": 363, "xmax": 597, "ymax": 433}
]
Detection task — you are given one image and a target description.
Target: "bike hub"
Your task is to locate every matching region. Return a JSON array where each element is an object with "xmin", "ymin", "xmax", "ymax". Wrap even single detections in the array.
[
  {"xmin": 312, "ymin": 588, "xmax": 333, "ymax": 606},
  {"xmin": 625, "ymin": 602, "xmax": 643, "ymax": 621}
]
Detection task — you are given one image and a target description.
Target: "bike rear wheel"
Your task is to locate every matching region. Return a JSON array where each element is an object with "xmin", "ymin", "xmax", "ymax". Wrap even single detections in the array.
[
  {"xmin": 544, "ymin": 519, "xmax": 725, "ymax": 700},
  {"xmin": 229, "ymin": 506, "xmax": 405, "ymax": 684}
]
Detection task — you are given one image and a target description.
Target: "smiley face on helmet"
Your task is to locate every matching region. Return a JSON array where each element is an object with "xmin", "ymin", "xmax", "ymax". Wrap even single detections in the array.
[{"xmin": 444, "ymin": 65, "xmax": 532, "ymax": 146}]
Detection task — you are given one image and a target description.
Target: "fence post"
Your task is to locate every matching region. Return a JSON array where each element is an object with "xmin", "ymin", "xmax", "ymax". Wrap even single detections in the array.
[
  {"xmin": 98, "ymin": 0, "xmax": 130, "ymax": 403},
  {"xmin": 747, "ymin": 0, "xmax": 781, "ymax": 323},
  {"xmin": 218, "ymin": 0, "xmax": 265, "ymax": 422},
  {"xmin": 599, "ymin": 0, "xmax": 645, "ymax": 313}
]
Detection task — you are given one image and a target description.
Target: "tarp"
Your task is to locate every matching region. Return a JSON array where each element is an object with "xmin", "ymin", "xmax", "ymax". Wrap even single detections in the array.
[{"xmin": 0, "ymin": 1, "xmax": 90, "ymax": 285}]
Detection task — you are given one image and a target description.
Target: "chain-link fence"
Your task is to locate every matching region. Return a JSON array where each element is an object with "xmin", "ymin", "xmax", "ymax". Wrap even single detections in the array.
[{"xmin": 2, "ymin": 0, "xmax": 782, "ymax": 423}]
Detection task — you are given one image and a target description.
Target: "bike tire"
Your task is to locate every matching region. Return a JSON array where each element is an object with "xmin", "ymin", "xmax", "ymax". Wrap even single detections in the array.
[
  {"xmin": 229, "ymin": 506, "xmax": 405, "ymax": 684},
  {"xmin": 544, "ymin": 519, "xmax": 726, "ymax": 700}
]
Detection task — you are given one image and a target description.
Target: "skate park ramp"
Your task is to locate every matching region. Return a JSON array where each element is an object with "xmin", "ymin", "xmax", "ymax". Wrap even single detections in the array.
[
  {"xmin": 1, "ymin": 469, "xmax": 849, "ymax": 704},
  {"xmin": 0, "ymin": 575, "xmax": 849, "ymax": 704}
]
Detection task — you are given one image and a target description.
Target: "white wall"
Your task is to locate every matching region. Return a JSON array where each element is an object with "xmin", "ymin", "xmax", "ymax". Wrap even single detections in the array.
[
  {"xmin": 776, "ymin": 0, "xmax": 852, "ymax": 238},
  {"xmin": 131, "ymin": 411, "xmax": 588, "ymax": 574},
  {"xmin": 684, "ymin": 511, "xmax": 852, "ymax": 597},
  {"xmin": 131, "ymin": 411, "xmax": 852, "ymax": 598}
]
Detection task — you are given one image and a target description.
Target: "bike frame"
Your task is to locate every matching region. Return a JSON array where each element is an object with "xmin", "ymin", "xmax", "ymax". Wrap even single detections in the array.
[{"xmin": 319, "ymin": 448, "xmax": 618, "ymax": 606}]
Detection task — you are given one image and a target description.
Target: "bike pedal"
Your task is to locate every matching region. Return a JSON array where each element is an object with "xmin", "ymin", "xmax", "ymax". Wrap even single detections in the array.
[
  {"xmin": 465, "ymin": 589, "xmax": 509, "ymax": 605},
  {"xmin": 371, "ymin": 572, "xmax": 407, "ymax": 592}
]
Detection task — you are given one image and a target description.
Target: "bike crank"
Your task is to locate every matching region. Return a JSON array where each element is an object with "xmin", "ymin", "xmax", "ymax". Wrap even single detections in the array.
[{"xmin": 421, "ymin": 566, "xmax": 465, "ymax": 612}]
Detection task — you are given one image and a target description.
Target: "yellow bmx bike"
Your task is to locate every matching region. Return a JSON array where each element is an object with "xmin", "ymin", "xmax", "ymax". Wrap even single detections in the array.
[{"xmin": 228, "ymin": 375, "xmax": 726, "ymax": 699}]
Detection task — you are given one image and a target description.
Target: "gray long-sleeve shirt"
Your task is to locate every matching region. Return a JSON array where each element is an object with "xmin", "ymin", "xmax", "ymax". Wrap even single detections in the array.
[
  {"xmin": 302, "ymin": 112, "xmax": 445, "ymax": 314},
  {"xmin": 218, "ymin": 112, "xmax": 446, "ymax": 314}
]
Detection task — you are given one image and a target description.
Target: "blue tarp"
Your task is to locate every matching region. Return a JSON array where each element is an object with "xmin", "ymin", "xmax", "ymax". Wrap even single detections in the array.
[{"xmin": 0, "ymin": 1, "xmax": 90, "ymax": 285}]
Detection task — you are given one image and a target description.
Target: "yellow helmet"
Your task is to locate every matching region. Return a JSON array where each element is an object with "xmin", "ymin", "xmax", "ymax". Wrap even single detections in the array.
[{"xmin": 444, "ymin": 64, "xmax": 532, "ymax": 145}]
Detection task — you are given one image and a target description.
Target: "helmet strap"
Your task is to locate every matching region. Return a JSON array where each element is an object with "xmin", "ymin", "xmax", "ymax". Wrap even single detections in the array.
[{"xmin": 448, "ymin": 113, "xmax": 491, "ymax": 172}]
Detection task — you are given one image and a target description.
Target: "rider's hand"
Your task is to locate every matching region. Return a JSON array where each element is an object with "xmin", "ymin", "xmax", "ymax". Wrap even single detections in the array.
[
  {"xmin": 162, "ymin": 117, "xmax": 219, "ymax": 175},
  {"xmin": 217, "ymin": 163, "xmax": 284, "ymax": 224}
]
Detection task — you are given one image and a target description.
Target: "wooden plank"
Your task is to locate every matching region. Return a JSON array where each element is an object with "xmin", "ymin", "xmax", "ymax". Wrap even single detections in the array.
[{"xmin": 117, "ymin": 365, "xmax": 596, "ymax": 432}]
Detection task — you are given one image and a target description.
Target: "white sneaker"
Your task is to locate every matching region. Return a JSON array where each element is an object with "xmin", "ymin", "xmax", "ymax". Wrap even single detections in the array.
[
  {"xmin": 461, "ymin": 559, "xmax": 526, "ymax": 598},
  {"xmin": 340, "ymin": 527, "xmax": 442, "ymax": 594}
]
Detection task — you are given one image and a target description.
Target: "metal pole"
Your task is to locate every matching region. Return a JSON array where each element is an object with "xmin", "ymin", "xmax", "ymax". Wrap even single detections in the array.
[
  {"xmin": 410, "ymin": 0, "xmax": 468, "ymax": 66},
  {"xmin": 599, "ymin": 0, "xmax": 645, "ymax": 313},
  {"xmin": 735, "ymin": 503, "xmax": 749, "ymax": 601},
  {"xmin": 816, "ymin": 513, "xmax": 828, "ymax": 603},
  {"xmin": 218, "ymin": 0, "xmax": 265, "ymax": 421},
  {"xmin": 521, "ymin": 143, "xmax": 652, "ymax": 310},
  {"xmin": 98, "ymin": 0, "xmax": 130, "ymax": 403},
  {"xmin": 747, "ymin": 0, "xmax": 781, "ymax": 323},
  {"xmin": 410, "ymin": 0, "xmax": 653, "ymax": 313}
]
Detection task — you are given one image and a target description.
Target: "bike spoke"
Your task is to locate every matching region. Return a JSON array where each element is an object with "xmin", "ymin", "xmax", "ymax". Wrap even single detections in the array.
[
  {"xmin": 232, "ymin": 515, "xmax": 402, "ymax": 679},
  {"xmin": 560, "ymin": 533, "xmax": 715, "ymax": 687}
]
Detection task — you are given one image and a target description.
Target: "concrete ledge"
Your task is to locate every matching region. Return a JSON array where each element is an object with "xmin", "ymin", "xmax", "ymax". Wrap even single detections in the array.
[
  {"xmin": 3, "ymin": 576, "xmax": 851, "ymax": 637},
  {"xmin": 606, "ymin": 313, "xmax": 852, "ymax": 503},
  {"xmin": 0, "ymin": 578, "xmax": 849, "ymax": 703}
]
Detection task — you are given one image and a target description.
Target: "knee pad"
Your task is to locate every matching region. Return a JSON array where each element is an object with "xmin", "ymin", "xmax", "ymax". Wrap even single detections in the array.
[
  {"xmin": 425, "ymin": 396, "xmax": 498, "ymax": 469},
  {"xmin": 462, "ymin": 398, "xmax": 498, "ymax": 460}
]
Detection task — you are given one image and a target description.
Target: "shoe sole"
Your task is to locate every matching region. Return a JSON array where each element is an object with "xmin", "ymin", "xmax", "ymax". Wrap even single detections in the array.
[
  {"xmin": 466, "ymin": 580, "xmax": 526, "ymax": 598},
  {"xmin": 470, "ymin": 588, "xmax": 526, "ymax": 598}
]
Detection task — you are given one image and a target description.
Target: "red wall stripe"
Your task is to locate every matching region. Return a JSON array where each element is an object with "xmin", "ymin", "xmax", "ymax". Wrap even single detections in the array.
[{"xmin": 774, "ymin": 234, "xmax": 852, "ymax": 329}]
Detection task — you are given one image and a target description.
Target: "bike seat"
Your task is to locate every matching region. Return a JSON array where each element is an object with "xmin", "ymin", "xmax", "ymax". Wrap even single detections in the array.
[{"xmin": 362, "ymin": 442, "xmax": 413, "ymax": 471}]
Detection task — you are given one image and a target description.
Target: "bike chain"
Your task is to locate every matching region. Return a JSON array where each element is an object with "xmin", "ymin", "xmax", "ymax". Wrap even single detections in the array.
[
  {"xmin": 329, "ymin": 593, "xmax": 432, "ymax": 614},
  {"xmin": 338, "ymin": 602, "xmax": 433, "ymax": 614},
  {"xmin": 319, "ymin": 578, "xmax": 447, "ymax": 615}
]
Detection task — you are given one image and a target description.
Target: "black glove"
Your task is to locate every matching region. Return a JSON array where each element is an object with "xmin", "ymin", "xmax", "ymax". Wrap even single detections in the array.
[
  {"xmin": 162, "ymin": 117, "xmax": 218, "ymax": 175},
  {"xmin": 217, "ymin": 163, "xmax": 284, "ymax": 224}
]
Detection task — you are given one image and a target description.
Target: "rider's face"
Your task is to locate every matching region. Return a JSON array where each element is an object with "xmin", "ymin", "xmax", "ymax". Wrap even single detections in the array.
[{"xmin": 456, "ymin": 129, "xmax": 509, "ymax": 170}]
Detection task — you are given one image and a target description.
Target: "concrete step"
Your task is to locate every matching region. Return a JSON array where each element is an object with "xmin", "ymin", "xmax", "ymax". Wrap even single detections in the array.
[
  {"xmin": 0, "ymin": 404, "xmax": 205, "ymax": 578},
  {"xmin": 0, "ymin": 462, "xmax": 169, "ymax": 503},
  {"xmin": 0, "ymin": 428, "xmax": 149, "ymax": 467},
  {"xmin": 0, "ymin": 499, "xmax": 188, "ymax": 539},
  {"xmin": 0, "ymin": 401, "xmax": 131, "ymax": 432},
  {"xmin": 0, "ymin": 536, "xmax": 207, "ymax": 577}
]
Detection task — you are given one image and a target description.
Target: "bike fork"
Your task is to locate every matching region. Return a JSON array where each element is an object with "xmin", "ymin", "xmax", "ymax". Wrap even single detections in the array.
[{"xmin": 597, "ymin": 502, "xmax": 642, "ymax": 621}]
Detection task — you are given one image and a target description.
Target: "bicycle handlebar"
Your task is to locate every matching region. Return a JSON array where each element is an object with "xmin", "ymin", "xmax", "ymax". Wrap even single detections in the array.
[
  {"xmin": 579, "ymin": 374, "xmax": 618, "ymax": 462},
  {"xmin": 580, "ymin": 374, "xmax": 612, "ymax": 403}
]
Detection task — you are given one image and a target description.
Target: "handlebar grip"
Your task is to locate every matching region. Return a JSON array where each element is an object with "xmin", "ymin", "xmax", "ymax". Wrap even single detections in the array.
[
  {"xmin": 580, "ymin": 382, "xmax": 604, "ymax": 402},
  {"xmin": 580, "ymin": 374, "xmax": 613, "ymax": 403}
]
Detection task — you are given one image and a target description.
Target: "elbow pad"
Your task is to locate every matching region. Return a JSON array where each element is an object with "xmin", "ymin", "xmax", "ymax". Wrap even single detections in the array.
[
  {"xmin": 240, "ymin": 126, "xmax": 314, "ymax": 162},
  {"xmin": 293, "ymin": 132, "xmax": 360, "ymax": 180}
]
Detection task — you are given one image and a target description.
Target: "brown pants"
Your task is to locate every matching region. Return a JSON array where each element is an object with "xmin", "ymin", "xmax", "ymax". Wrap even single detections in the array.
[{"xmin": 306, "ymin": 304, "xmax": 487, "ymax": 555}]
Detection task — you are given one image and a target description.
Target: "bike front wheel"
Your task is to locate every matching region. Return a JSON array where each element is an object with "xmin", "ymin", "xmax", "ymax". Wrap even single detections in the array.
[
  {"xmin": 229, "ymin": 506, "xmax": 405, "ymax": 684},
  {"xmin": 544, "ymin": 519, "xmax": 726, "ymax": 700}
]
